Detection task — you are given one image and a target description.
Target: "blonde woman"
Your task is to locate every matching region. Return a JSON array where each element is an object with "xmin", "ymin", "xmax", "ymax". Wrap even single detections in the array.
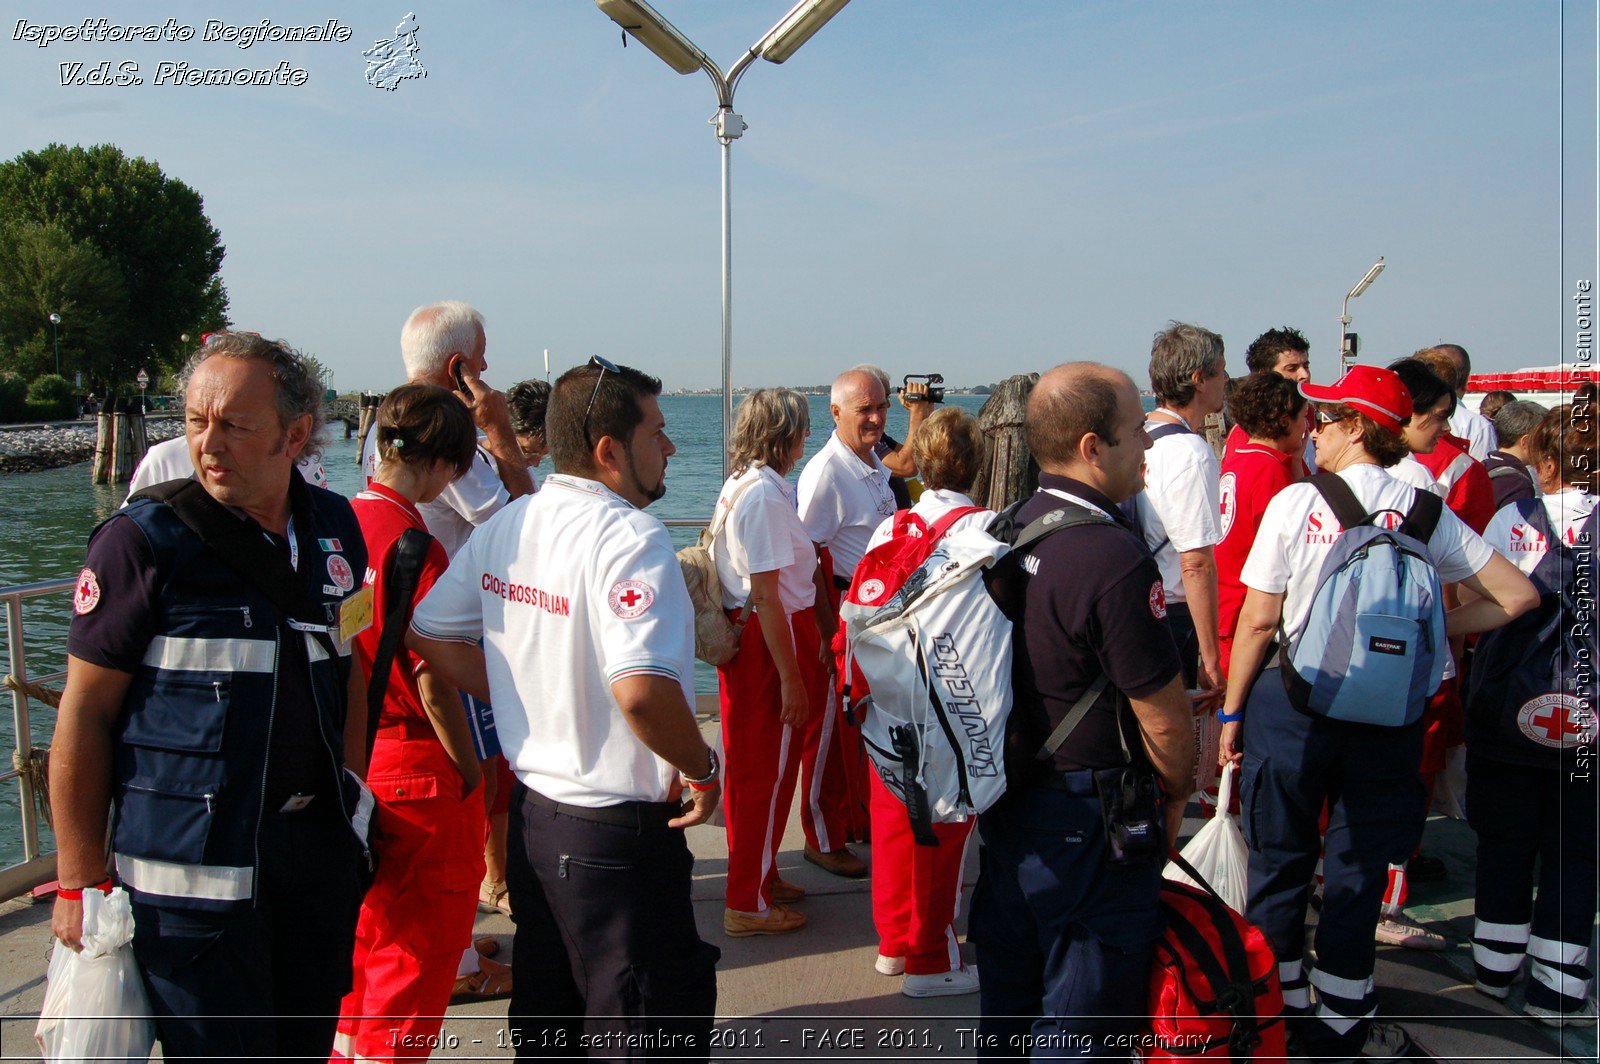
[{"xmin": 713, "ymin": 389, "xmax": 834, "ymax": 935}]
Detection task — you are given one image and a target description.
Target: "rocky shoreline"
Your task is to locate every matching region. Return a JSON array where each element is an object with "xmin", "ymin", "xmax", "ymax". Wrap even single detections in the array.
[{"xmin": 0, "ymin": 419, "xmax": 183, "ymax": 475}]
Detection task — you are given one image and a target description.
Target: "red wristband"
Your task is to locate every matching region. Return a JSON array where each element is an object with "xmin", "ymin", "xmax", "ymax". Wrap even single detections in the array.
[
  {"xmin": 685, "ymin": 778, "xmax": 717, "ymax": 793},
  {"xmin": 56, "ymin": 879, "xmax": 113, "ymax": 900}
]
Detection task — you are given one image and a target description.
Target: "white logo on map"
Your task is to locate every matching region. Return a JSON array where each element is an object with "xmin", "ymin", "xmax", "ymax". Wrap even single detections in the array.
[{"xmin": 364, "ymin": 13, "xmax": 425, "ymax": 91}]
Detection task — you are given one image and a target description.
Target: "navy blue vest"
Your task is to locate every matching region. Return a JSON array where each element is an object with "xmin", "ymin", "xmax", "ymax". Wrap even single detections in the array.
[{"xmin": 106, "ymin": 477, "xmax": 366, "ymax": 910}]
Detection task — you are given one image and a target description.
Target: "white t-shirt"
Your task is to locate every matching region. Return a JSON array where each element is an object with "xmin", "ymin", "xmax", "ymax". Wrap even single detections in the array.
[
  {"xmin": 1481, "ymin": 488, "xmax": 1597, "ymax": 575},
  {"xmin": 362, "ymin": 430, "xmax": 512, "ymax": 559},
  {"xmin": 410, "ymin": 474, "xmax": 695, "ymax": 807},
  {"xmin": 797, "ymin": 431, "xmax": 897, "ymax": 578},
  {"xmin": 1389, "ymin": 454, "xmax": 1447, "ymax": 497},
  {"xmin": 711, "ymin": 463, "xmax": 816, "ymax": 614},
  {"xmin": 1449, "ymin": 405, "xmax": 1496, "ymax": 462},
  {"xmin": 1240, "ymin": 462, "xmax": 1494, "ymax": 646},
  {"xmin": 1139, "ymin": 415, "xmax": 1223, "ymax": 602},
  {"xmin": 865, "ymin": 488, "xmax": 993, "ymax": 553},
  {"xmin": 124, "ymin": 434, "xmax": 325, "ymax": 505}
]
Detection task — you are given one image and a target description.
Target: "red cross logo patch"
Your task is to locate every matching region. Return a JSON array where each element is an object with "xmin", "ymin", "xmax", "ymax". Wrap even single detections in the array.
[
  {"xmin": 1516, "ymin": 693, "xmax": 1593, "ymax": 750},
  {"xmin": 1218, "ymin": 473, "xmax": 1238, "ymax": 539},
  {"xmin": 608, "ymin": 579, "xmax": 655, "ymax": 619},
  {"xmin": 1149, "ymin": 580, "xmax": 1168, "ymax": 620},
  {"xmin": 73, "ymin": 567, "xmax": 101, "ymax": 615}
]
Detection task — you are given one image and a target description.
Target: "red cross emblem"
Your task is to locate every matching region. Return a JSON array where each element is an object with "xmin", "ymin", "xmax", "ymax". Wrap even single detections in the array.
[
  {"xmin": 608, "ymin": 580, "xmax": 655, "ymax": 619},
  {"xmin": 1218, "ymin": 473, "xmax": 1237, "ymax": 538},
  {"xmin": 1516, "ymin": 694, "xmax": 1592, "ymax": 749}
]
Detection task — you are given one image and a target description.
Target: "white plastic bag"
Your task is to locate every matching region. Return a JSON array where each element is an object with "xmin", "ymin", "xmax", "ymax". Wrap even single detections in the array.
[
  {"xmin": 35, "ymin": 887, "xmax": 155, "ymax": 1064},
  {"xmin": 1164, "ymin": 764, "xmax": 1250, "ymax": 913}
]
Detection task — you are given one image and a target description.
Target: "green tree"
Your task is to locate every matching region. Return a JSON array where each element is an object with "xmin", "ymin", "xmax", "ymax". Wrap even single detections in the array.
[
  {"xmin": 0, "ymin": 143, "xmax": 229, "ymax": 390},
  {"xmin": 0, "ymin": 221, "xmax": 128, "ymax": 382}
]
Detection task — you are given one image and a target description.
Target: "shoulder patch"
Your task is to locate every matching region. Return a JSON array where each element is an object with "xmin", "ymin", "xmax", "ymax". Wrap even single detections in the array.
[
  {"xmin": 73, "ymin": 568, "xmax": 101, "ymax": 615},
  {"xmin": 326, "ymin": 554, "xmax": 355, "ymax": 592},
  {"xmin": 1219, "ymin": 472, "xmax": 1238, "ymax": 539},
  {"xmin": 1149, "ymin": 580, "xmax": 1167, "ymax": 620},
  {"xmin": 608, "ymin": 579, "xmax": 655, "ymax": 619}
]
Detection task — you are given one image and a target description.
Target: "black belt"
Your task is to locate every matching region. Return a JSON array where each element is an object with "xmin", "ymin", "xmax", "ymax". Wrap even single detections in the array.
[{"xmin": 522, "ymin": 785, "xmax": 679, "ymax": 830}]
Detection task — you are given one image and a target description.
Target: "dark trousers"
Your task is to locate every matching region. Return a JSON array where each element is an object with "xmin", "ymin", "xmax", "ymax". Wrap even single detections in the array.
[
  {"xmin": 1467, "ymin": 755, "xmax": 1598, "ymax": 1012},
  {"xmin": 1238, "ymin": 671, "xmax": 1426, "ymax": 1059},
  {"xmin": 130, "ymin": 813, "xmax": 362, "ymax": 1064},
  {"xmin": 1164, "ymin": 601, "xmax": 1198, "ymax": 690},
  {"xmin": 970, "ymin": 776, "xmax": 1163, "ymax": 1060},
  {"xmin": 506, "ymin": 784, "xmax": 720, "ymax": 1060}
]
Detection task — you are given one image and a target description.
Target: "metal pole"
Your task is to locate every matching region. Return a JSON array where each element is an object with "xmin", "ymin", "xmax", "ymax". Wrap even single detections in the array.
[
  {"xmin": 720, "ymin": 134, "xmax": 734, "ymax": 479},
  {"xmin": 52, "ymin": 322, "xmax": 60, "ymax": 377},
  {"xmin": 6, "ymin": 596, "xmax": 40, "ymax": 862}
]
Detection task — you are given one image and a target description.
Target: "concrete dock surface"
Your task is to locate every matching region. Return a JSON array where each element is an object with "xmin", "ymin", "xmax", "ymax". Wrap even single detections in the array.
[{"xmin": 0, "ymin": 714, "xmax": 1593, "ymax": 1061}]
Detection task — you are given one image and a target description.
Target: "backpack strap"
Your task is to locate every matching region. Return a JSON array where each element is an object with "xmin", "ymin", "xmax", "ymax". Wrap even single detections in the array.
[
  {"xmin": 1009, "ymin": 501, "xmax": 1115, "ymax": 553},
  {"xmin": 364, "ymin": 528, "xmax": 433, "ymax": 762},
  {"xmin": 1306, "ymin": 471, "xmax": 1371, "ymax": 532},
  {"xmin": 924, "ymin": 504, "xmax": 987, "ymax": 545},
  {"xmin": 131, "ymin": 478, "xmax": 337, "ymax": 657},
  {"xmin": 1487, "ymin": 464, "xmax": 1525, "ymax": 480},
  {"xmin": 1398, "ymin": 488, "xmax": 1443, "ymax": 543},
  {"xmin": 1036, "ymin": 675, "xmax": 1111, "ymax": 761},
  {"xmin": 1147, "ymin": 421, "xmax": 1195, "ymax": 441}
]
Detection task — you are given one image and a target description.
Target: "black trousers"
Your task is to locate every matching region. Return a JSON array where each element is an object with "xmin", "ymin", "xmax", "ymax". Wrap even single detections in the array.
[
  {"xmin": 129, "ymin": 813, "xmax": 362, "ymax": 1064},
  {"xmin": 506, "ymin": 784, "xmax": 720, "ymax": 1060}
]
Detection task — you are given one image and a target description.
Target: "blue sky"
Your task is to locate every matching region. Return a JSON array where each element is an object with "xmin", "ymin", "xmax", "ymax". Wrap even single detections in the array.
[{"xmin": 2, "ymin": 2, "xmax": 1595, "ymax": 393}]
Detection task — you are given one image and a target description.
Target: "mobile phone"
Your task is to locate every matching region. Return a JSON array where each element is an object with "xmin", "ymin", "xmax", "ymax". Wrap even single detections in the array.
[{"xmin": 451, "ymin": 359, "xmax": 469, "ymax": 395}]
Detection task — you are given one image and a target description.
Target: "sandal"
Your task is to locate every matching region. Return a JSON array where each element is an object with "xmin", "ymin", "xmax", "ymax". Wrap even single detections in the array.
[
  {"xmin": 478, "ymin": 879, "xmax": 512, "ymax": 917},
  {"xmin": 451, "ymin": 955, "xmax": 513, "ymax": 1002},
  {"xmin": 473, "ymin": 935, "xmax": 500, "ymax": 958}
]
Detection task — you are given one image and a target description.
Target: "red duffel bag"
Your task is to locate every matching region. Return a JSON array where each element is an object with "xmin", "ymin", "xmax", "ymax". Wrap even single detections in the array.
[{"xmin": 1147, "ymin": 852, "xmax": 1286, "ymax": 1061}]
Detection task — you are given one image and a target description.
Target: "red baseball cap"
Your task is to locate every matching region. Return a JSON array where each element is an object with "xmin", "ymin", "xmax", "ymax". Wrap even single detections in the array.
[{"xmin": 1299, "ymin": 365, "xmax": 1412, "ymax": 433}]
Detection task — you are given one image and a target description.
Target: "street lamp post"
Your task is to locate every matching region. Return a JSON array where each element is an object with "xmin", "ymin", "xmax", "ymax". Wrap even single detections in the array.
[
  {"xmin": 48, "ymin": 313, "xmax": 62, "ymax": 376},
  {"xmin": 1339, "ymin": 258, "xmax": 1385, "ymax": 376},
  {"xmin": 594, "ymin": 0, "xmax": 852, "ymax": 475}
]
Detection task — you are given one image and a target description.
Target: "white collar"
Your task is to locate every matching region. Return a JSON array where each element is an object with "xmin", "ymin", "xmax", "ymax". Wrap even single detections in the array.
[
  {"xmin": 824, "ymin": 431, "xmax": 886, "ymax": 479},
  {"xmin": 1150, "ymin": 407, "xmax": 1195, "ymax": 432},
  {"xmin": 543, "ymin": 473, "xmax": 631, "ymax": 508},
  {"xmin": 923, "ymin": 487, "xmax": 976, "ymax": 509}
]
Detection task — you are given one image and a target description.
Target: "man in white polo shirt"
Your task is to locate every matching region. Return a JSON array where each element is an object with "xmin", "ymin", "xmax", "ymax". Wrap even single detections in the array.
[
  {"xmin": 794, "ymin": 368, "xmax": 898, "ymax": 878},
  {"xmin": 407, "ymin": 357, "xmax": 721, "ymax": 1060},
  {"xmin": 1129, "ymin": 321, "xmax": 1228, "ymax": 698}
]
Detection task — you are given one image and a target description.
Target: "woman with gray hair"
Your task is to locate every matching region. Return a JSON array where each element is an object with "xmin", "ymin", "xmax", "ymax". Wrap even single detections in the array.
[{"xmin": 712, "ymin": 388, "xmax": 833, "ymax": 937}]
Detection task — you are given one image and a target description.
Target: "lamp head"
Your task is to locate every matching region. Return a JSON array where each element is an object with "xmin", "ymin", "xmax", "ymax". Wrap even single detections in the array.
[
  {"xmin": 595, "ymin": 0, "xmax": 709, "ymax": 75},
  {"xmin": 1349, "ymin": 257, "xmax": 1385, "ymax": 300},
  {"xmin": 756, "ymin": 0, "xmax": 851, "ymax": 63},
  {"xmin": 49, "ymin": 313, "xmax": 61, "ymax": 325}
]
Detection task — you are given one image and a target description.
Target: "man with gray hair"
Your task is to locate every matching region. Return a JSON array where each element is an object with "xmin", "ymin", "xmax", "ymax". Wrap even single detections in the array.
[
  {"xmin": 1417, "ymin": 343, "xmax": 1495, "ymax": 461},
  {"xmin": 794, "ymin": 367, "xmax": 900, "ymax": 878},
  {"xmin": 1128, "ymin": 322, "xmax": 1228, "ymax": 699},
  {"xmin": 362, "ymin": 300, "xmax": 533, "ymax": 556},
  {"xmin": 52, "ymin": 333, "xmax": 373, "ymax": 1060},
  {"xmin": 1485, "ymin": 399, "xmax": 1546, "ymax": 509}
]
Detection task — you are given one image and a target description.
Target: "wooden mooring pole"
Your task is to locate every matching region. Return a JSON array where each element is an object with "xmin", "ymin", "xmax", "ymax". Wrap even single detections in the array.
[{"xmin": 92, "ymin": 398, "xmax": 151, "ymax": 485}]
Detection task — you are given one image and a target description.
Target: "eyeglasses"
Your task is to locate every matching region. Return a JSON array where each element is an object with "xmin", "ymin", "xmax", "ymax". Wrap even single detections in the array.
[
  {"xmin": 1313, "ymin": 408, "xmax": 1346, "ymax": 429},
  {"xmin": 582, "ymin": 355, "xmax": 620, "ymax": 449}
]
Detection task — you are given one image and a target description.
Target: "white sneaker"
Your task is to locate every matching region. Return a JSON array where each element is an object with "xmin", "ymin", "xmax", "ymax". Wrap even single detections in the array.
[
  {"xmin": 1526, "ymin": 1000, "xmax": 1598, "ymax": 1028},
  {"xmin": 903, "ymin": 966, "xmax": 980, "ymax": 998},
  {"xmin": 874, "ymin": 954, "xmax": 905, "ymax": 976},
  {"xmin": 1358, "ymin": 1021, "xmax": 1412, "ymax": 1060},
  {"xmin": 1374, "ymin": 915, "xmax": 1445, "ymax": 951}
]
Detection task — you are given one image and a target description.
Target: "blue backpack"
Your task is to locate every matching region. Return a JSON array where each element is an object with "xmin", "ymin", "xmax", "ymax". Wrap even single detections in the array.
[
  {"xmin": 1278, "ymin": 473, "xmax": 1446, "ymax": 727},
  {"xmin": 1466, "ymin": 501, "xmax": 1598, "ymax": 768}
]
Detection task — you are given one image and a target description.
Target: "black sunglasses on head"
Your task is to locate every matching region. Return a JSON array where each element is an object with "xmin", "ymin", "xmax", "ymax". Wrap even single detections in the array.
[{"xmin": 582, "ymin": 355, "xmax": 621, "ymax": 449}]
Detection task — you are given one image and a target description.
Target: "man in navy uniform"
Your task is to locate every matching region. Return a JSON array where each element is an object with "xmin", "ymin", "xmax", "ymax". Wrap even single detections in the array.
[
  {"xmin": 973, "ymin": 362, "xmax": 1195, "ymax": 1059},
  {"xmin": 51, "ymin": 333, "xmax": 373, "ymax": 1062}
]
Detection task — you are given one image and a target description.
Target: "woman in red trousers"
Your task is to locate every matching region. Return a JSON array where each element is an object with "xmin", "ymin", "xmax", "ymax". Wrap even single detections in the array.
[
  {"xmin": 713, "ymin": 388, "xmax": 836, "ymax": 936},
  {"xmin": 333, "ymin": 384, "xmax": 491, "ymax": 1062},
  {"xmin": 860, "ymin": 407, "xmax": 990, "ymax": 997}
]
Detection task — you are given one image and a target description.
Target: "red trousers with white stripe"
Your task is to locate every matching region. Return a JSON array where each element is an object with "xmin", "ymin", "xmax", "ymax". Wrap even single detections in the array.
[
  {"xmin": 333, "ymin": 728, "xmax": 486, "ymax": 1063},
  {"xmin": 868, "ymin": 771, "xmax": 974, "ymax": 974},
  {"xmin": 799, "ymin": 550, "xmax": 868, "ymax": 853},
  {"xmin": 718, "ymin": 608, "xmax": 825, "ymax": 912}
]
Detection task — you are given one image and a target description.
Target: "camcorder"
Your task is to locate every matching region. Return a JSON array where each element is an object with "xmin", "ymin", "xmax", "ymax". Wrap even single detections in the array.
[{"xmin": 895, "ymin": 373, "xmax": 945, "ymax": 404}]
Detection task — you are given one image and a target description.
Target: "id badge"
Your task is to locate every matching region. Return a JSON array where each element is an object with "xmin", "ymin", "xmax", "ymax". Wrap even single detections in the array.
[{"xmin": 338, "ymin": 584, "xmax": 374, "ymax": 643}]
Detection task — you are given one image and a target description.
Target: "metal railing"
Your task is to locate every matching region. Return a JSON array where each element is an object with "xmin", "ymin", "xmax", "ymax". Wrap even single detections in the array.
[{"xmin": 0, "ymin": 577, "xmax": 71, "ymax": 901}]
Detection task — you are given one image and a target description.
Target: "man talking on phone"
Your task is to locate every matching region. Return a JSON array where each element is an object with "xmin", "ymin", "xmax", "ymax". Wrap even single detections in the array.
[{"xmin": 362, "ymin": 301, "xmax": 534, "ymax": 553}]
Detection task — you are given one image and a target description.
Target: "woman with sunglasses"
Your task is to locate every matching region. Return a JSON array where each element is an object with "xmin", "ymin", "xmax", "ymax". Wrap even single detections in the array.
[{"xmin": 1216, "ymin": 365, "xmax": 1536, "ymax": 1062}]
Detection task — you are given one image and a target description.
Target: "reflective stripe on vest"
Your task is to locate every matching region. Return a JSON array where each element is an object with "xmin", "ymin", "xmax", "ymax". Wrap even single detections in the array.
[
  {"xmin": 115, "ymin": 852, "xmax": 253, "ymax": 902},
  {"xmin": 142, "ymin": 635, "xmax": 276, "ymax": 673}
]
